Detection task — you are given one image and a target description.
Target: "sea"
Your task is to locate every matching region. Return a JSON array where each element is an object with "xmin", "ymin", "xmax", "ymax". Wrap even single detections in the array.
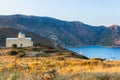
[{"xmin": 67, "ymin": 46, "xmax": 120, "ymax": 60}]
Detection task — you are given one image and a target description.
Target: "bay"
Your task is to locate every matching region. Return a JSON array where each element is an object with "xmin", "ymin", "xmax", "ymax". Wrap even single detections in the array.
[{"xmin": 67, "ymin": 46, "xmax": 120, "ymax": 60}]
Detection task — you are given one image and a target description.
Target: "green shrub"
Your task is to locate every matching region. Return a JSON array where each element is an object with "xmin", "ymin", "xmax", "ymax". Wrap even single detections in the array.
[
  {"xmin": 62, "ymin": 52, "xmax": 73, "ymax": 55},
  {"xmin": 12, "ymin": 44, "xmax": 17, "ymax": 48},
  {"xmin": 40, "ymin": 54, "xmax": 50, "ymax": 57},
  {"xmin": 32, "ymin": 48, "xmax": 39, "ymax": 51},
  {"xmin": 7, "ymin": 72, "xmax": 18, "ymax": 80},
  {"xmin": 17, "ymin": 50, "xmax": 25, "ymax": 53},
  {"xmin": 16, "ymin": 53, "xmax": 26, "ymax": 58},
  {"xmin": 6, "ymin": 50, "xmax": 18, "ymax": 56},
  {"xmin": 57, "ymin": 53, "xmax": 63, "ymax": 55},
  {"xmin": 57, "ymin": 57, "xmax": 65, "ymax": 60},
  {"xmin": 25, "ymin": 47, "xmax": 38, "ymax": 52},
  {"xmin": 91, "ymin": 58, "xmax": 106, "ymax": 61}
]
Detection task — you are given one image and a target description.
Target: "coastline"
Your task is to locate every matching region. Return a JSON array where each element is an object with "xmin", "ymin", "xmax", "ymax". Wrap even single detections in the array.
[{"xmin": 67, "ymin": 45, "xmax": 120, "ymax": 48}]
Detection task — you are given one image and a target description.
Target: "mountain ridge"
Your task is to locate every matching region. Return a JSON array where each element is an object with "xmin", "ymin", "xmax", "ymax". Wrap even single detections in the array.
[{"xmin": 0, "ymin": 14, "xmax": 119, "ymax": 46}]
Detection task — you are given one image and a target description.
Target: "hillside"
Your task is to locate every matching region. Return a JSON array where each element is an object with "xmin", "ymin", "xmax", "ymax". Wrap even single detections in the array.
[
  {"xmin": 0, "ymin": 27, "xmax": 53, "ymax": 48},
  {"xmin": 0, "ymin": 55, "xmax": 120, "ymax": 80},
  {"xmin": 0, "ymin": 14, "xmax": 120, "ymax": 46}
]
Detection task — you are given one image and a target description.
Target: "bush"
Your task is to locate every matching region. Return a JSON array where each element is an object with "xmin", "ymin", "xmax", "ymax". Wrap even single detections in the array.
[
  {"xmin": 7, "ymin": 73, "xmax": 18, "ymax": 80},
  {"xmin": 12, "ymin": 44, "xmax": 17, "ymax": 48},
  {"xmin": 34, "ymin": 43, "xmax": 41, "ymax": 47},
  {"xmin": 90, "ymin": 58, "xmax": 106, "ymax": 61},
  {"xmin": 17, "ymin": 50, "xmax": 25, "ymax": 53},
  {"xmin": 40, "ymin": 53, "xmax": 50, "ymax": 57},
  {"xmin": 62, "ymin": 52, "xmax": 73, "ymax": 55},
  {"xmin": 57, "ymin": 53, "xmax": 63, "ymax": 55},
  {"xmin": 25, "ymin": 47, "xmax": 39, "ymax": 52},
  {"xmin": 31, "ymin": 48, "xmax": 38, "ymax": 51},
  {"xmin": 57, "ymin": 57, "xmax": 65, "ymax": 60},
  {"xmin": 16, "ymin": 53, "xmax": 26, "ymax": 58},
  {"xmin": 6, "ymin": 50, "xmax": 18, "ymax": 56}
]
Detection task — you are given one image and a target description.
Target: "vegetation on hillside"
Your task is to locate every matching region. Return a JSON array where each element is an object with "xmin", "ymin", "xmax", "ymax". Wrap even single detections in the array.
[
  {"xmin": 3, "ymin": 45, "xmax": 88, "ymax": 59},
  {"xmin": 0, "ymin": 46, "xmax": 119, "ymax": 80},
  {"xmin": 0, "ymin": 56, "xmax": 120, "ymax": 80}
]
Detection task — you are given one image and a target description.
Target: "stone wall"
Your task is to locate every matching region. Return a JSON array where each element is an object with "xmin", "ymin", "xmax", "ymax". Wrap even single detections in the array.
[{"xmin": 6, "ymin": 38, "xmax": 33, "ymax": 47}]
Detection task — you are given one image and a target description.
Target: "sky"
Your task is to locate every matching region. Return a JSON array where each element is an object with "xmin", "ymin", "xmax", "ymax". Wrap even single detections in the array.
[{"xmin": 0, "ymin": 0, "xmax": 120, "ymax": 26}]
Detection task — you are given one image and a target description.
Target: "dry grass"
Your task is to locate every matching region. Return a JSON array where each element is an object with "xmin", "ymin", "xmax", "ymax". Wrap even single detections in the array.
[{"xmin": 0, "ymin": 56, "xmax": 120, "ymax": 80}]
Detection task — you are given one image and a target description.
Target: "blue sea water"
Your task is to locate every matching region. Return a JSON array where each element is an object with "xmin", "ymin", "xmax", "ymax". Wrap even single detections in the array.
[{"xmin": 67, "ymin": 46, "xmax": 120, "ymax": 60}]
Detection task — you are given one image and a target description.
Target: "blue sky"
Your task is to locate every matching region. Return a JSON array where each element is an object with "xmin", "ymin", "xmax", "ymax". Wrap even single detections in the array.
[{"xmin": 0, "ymin": 0, "xmax": 120, "ymax": 26}]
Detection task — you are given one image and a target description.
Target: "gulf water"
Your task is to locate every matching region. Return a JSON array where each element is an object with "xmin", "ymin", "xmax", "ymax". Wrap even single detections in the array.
[{"xmin": 67, "ymin": 46, "xmax": 120, "ymax": 60}]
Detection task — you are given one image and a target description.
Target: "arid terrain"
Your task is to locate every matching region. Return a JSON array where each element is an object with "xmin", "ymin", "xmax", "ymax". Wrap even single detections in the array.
[{"xmin": 0, "ymin": 47, "xmax": 120, "ymax": 80}]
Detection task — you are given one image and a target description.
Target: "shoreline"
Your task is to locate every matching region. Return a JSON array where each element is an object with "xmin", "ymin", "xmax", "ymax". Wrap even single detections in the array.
[{"xmin": 67, "ymin": 45, "xmax": 120, "ymax": 48}]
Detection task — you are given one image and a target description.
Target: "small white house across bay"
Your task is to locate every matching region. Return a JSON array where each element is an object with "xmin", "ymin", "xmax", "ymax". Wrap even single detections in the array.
[{"xmin": 6, "ymin": 31, "xmax": 33, "ymax": 47}]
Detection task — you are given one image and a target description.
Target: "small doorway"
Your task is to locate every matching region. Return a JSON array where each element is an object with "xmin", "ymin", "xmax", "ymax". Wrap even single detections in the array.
[{"xmin": 20, "ymin": 44, "xmax": 23, "ymax": 47}]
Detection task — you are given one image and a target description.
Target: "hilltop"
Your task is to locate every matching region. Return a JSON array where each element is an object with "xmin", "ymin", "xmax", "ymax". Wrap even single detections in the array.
[{"xmin": 0, "ymin": 14, "xmax": 120, "ymax": 46}]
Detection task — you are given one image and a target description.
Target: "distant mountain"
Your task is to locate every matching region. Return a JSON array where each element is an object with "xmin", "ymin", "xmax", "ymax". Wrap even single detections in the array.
[
  {"xmin": 0, "ymin": 27, "xmax": 53, "ymax": 48},
  {"xmin": 0, "ymin": 14, "xmax": 119, "ymax": 46}
]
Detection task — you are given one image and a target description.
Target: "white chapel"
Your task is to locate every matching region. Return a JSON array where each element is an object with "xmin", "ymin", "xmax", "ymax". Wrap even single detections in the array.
[{"xmin": 6, "ymin": 31, "xmax": 33, "ymax": 47}]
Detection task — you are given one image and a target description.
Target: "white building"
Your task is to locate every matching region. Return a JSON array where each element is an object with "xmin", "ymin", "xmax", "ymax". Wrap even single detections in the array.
[{"xmin": 6, "ymin": 31, "xmax": 33, "ymax": 47}]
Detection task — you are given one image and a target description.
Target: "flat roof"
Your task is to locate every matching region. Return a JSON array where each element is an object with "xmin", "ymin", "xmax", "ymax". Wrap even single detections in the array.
[
  {"xmin": 6, "ymin": 38, "xmax": 18, "ymax": 39},
  {"xmin": 6, "ymin": 38, "xmax": 31, "ymax": 40}
]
